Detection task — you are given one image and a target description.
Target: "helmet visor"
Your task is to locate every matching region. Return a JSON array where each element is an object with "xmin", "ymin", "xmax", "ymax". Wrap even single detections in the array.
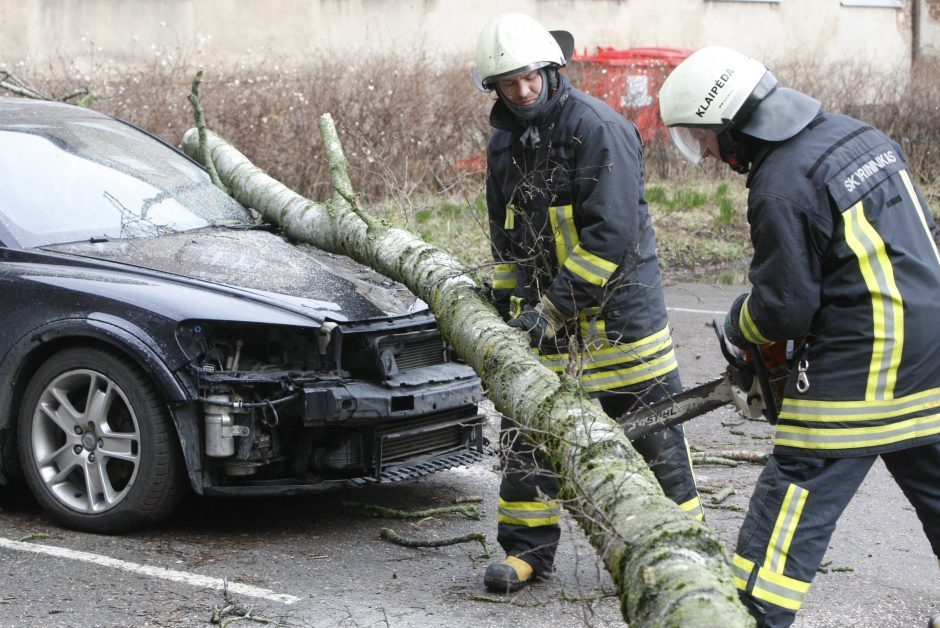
[{"xmin": 668, "ymin": 126, "xmax": 716, "ymax": 164}]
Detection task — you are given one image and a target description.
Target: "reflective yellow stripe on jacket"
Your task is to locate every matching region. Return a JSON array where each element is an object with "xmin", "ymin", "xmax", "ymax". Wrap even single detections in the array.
[
  {"xmin": 497, "ymin": 497, "xmax": 560, "ymax": 527},
  {"xmin": 777, "ymin": 387, "xmax": 940, "ymax": 450},
  {"xmin": 549, "ymin": 204, "xmax": 619, "ymax": 287},
  {"xmin": 738, "ymin": 294, "xmax": 771, "ymax": 344},
  {"xmin": 899, "ymin": 169, "xmax": 940, "ymax": 267},
  {"xmin": 564, "ymin": 243, "xmax": 618, "ymax": 287},
  {"xmin": 774, "ymin": 195, "xmax": 940, "ymax": 451},
  {"xmin": 540, "ymin": 324, "xmax": 678, "ymax": 393},
  {"xmin": 843, "ymin": 199, "xmax": 904, "ymax": 400},
  {"xmin": 492, "ymin": 263, "xmax": 519, "ymax": 290},
  {"xmin": 549, "ymin": 204, "xmax": 578, "ymax": 267}
]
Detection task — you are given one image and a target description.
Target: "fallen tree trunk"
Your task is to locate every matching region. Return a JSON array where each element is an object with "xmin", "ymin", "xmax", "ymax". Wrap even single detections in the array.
[{"xmin": 181, "ymin": 119, "xmax": 753, "ymax": 627}]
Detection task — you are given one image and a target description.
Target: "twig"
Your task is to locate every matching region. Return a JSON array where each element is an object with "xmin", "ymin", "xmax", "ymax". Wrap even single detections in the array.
[
  {"xmin": 691, "ymin": 450, "xmax": 769, "ymax": 466},
  {"xmin": 708, "ymin": 450, "xmax": 769, "ymax": 464},
  {"xmin": 557, "ymin": 588, "xmax": 617, "ymax": 603},
  {"xmin": 210, "ymin": 579, "xmax": 282, "ymax": 627},
  {"xmin": 453, "ymin": 495, "xmax": 483, "ymax": 504},
  {"xmin": 702, "ymin": 503, "xmax": 744, "ymax": 512},
  {"xmin": 343, "ymin": 500, "xmax": 480, "ymax": 520},
  {"xmin": 691, "ymin": 454, "xmax": 739, "ymax": 467},
  {"xmin": 470, "ymin": 593, "xmax": 510, "ymax": 604},
  {"xmin": 0, "ymin": 71, "xmax": 49, "ymax": 100},
  {"xmin": 710, "ymin": 485, "xmax": 736, "ymax": 504},
  {"xmin": 187, "ymin": 68, "xmax": 226, "ymax": 192},
  {"xmin": 468, "ymin": 593, "xmax": 546, "ymax": 607},
  {"xmin": 379, "ymin": 527, "xmax": 489, "ymax": 554},
  {"xmin": 17, "ymin": 532, "xmax": 49, "ymax": 542}
]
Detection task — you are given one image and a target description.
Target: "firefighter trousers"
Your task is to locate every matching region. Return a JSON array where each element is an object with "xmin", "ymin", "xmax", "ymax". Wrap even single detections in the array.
[
  {"xmin": 733, "ymin": 441, "xmax": 940, "ymax": 627},
  {"xmin": 494, "ymin": 371, "xmax": 703, "ymax": 575}
]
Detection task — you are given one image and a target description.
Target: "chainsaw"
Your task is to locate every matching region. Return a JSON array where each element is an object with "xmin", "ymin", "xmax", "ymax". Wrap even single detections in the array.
[{"xmin": 617, "ymin": 321, "xmax": 800, "ymax": 440}]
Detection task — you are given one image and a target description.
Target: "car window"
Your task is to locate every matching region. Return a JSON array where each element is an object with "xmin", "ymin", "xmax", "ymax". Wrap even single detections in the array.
[{"xmin": 0, "ymin": 119, "xmax": 253, "ymax": 248}]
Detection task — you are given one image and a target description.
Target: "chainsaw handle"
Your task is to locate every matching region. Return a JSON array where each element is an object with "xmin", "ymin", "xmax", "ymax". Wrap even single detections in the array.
[{"xmin": 710, "ymin": 319, "xmax": 754, "ymax": 374}]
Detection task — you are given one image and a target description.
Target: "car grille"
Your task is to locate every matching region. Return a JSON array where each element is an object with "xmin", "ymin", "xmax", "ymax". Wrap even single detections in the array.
[
  {"xmin": 374, "ymin": 411, "xmax": 484, "ymax": 470},
  {"xmin": 379, "ymin": 333, "xmax": 445, "ymax": 371},
  {"xmin": 378, "ymin": 331, "xmax": 446, "ymax": 373}
]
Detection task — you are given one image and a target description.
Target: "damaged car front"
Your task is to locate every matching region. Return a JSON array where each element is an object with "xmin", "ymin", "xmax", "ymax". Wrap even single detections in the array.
[{"xmin": 0, "ymin": 97, "xmax": 484, "ymax": 533}]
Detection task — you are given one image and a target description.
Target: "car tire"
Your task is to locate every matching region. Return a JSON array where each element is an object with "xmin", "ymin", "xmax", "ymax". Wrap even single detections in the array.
[{"xmin": 17, "ymin": 346, "xmax": 186, "ymax": 533}]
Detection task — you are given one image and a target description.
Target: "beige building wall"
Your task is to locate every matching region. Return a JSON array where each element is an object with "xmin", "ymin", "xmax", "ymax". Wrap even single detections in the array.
[
  {"xmin": 0, "ymin": 0, "xmax": 931, "ymax": 75},
  {"xmin": 922, "ymin": 0, "xmax": 940, "ymax": 58}
]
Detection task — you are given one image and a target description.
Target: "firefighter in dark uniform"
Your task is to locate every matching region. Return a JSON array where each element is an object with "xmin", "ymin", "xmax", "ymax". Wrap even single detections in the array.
[
  {"xmin": 660, "ymin": 46, "xmax": 940, "ymax": 627},
  {"xmin": 473, "ymin": 12, "xmax": 703, "ymax": 593}
]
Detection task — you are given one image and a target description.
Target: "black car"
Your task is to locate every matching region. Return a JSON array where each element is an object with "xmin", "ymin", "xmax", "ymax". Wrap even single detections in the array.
[{"xmin": 0, "ymin": 97, "xmax": 485, "ymax": 533}]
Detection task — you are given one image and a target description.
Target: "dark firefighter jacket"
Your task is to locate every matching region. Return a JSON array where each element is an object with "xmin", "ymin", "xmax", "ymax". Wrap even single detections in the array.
[
  {"xmin": 732, "ymin": 111, "xmax": 940, "ymax": 456},
  {"xmin": 486, "ymin": 75, "xmax": 677, "ymax": 394}
]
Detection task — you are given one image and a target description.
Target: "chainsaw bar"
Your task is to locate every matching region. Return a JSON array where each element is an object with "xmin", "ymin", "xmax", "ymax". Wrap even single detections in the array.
[{"xmin": 618, "ymin": 372, "xmax": 734, "ymax": 440}]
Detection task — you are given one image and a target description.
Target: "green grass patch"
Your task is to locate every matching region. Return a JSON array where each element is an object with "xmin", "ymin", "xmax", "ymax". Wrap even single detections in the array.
[{"xmin": 645, "ymin": 185, "xmax": 709, "ymax": 214}]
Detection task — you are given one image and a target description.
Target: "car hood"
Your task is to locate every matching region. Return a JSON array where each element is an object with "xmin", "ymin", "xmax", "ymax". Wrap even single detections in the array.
[{"xmin": 44, "ymin": 228, "xmax": 426, "ymax": 322}]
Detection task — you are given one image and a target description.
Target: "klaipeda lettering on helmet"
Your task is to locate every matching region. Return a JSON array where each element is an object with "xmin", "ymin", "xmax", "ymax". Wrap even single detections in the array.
[
  {"xmin": 843, "ymin": 150, "xmax": 897, "ymax": 192},
  {"xmin": 695, "ymin": 69, "xmax": 735, "ymax": 118}
]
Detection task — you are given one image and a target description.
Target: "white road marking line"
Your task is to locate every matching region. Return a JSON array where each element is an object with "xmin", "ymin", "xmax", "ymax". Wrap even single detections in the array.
[
  {"xmin": 667, "ymin": 306, "xmax": 727, "ymax": 316},
  {"xmin": 0, "ymin": 537, "xmax": 300, "ymax": 605}
]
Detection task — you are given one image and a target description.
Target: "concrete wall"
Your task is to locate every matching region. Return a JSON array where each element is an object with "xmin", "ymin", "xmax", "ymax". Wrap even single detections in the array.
[
  {"xmin": 0, "ymin": 0, "xmax": 932, "ymax": 74},
  {"xmin": 922, "ymin": 0, "xmax": 940, "ymax": 58}
]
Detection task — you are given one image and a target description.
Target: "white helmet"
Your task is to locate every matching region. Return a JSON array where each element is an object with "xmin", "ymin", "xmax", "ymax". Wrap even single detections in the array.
[
  {"xmin": 659, "ymin": 46, "xmax": 820, "ymax": 163},
  {"xmin": 472, "ymin": 12, "xmax": 574, "ymax": 92}
]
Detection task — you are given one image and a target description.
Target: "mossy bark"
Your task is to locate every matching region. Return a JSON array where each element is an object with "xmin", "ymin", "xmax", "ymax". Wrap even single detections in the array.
[{"xmin": 181, "ymin": 119, "xmax": 754, "ymax": 628}]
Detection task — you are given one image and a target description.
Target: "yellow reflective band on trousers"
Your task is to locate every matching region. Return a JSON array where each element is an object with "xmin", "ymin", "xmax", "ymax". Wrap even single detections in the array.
[
  {"xmin": 765, "ymin": 484, "xmax": 807, "ymax": 574},
  {"xmin": 732, "ymin": 554, "xmax": 811, "ymax": 612},
  {"xmin": 777, "ymin": 387, "xmax": 940, "ymax": 450},
  {"xmin": 898, "ymin": 169, "xmax": 940, "ymax": 269},
  {"xmin": 680, "ymin": 437, "xmax": 704, "ymax": 521},
  {"xmin": 843, "ymin": 199, "xmax": 904, "ymax": 401},
  {"xmin": 549, "ymin": 204, "xmax": 577, "ymax": 268},
  {"xmin": 497, "ymin": 497, "xmax": 560, "ymax": 527},
  {"xmin": 678, "ymin": 495, "xmax": 704, "ymax": 521},
  {"xmin": 563, "ymin": 243, "xmax": 618, "ymax": 287},
  {"xmin": 492, "ymin": 263, "xmax": 519, "ymax": 290},
  {"xmin": 732, "ymin": 484, "xmax": 810, "ymax": 611},
  {"xmin": 739, "ymin": 294, "xmax": 771, "ymax": 344}
]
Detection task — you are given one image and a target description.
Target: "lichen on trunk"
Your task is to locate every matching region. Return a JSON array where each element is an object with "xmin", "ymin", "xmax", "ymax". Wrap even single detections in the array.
[{"xmin": 181, "ymin": 118, "xmax": 754, "ymax": 627}]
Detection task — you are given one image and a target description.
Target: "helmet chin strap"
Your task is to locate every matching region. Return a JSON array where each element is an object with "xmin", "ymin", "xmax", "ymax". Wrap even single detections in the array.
[{"xmin": 717, "ymin": 129, "xmax": 758, "ymax": 175}]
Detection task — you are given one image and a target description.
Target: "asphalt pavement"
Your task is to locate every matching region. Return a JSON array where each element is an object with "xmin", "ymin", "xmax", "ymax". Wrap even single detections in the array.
[{"xmin": 0, "ymin": 281, "xmax": 936, "ymax": 627}]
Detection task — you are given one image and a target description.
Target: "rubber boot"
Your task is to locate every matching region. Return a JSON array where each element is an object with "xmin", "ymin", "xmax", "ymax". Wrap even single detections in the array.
[{"xmin": 483, "ymin": 556, "xmax": 534, "ymax": 593}]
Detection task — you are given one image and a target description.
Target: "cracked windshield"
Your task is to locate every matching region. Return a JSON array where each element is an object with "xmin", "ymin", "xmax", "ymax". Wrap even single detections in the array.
[{"xmin": 0, "ymin": 120, "xmax": 250, "ymax": 248}]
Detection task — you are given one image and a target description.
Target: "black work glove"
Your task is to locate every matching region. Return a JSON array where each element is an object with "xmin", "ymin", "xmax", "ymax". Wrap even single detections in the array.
[
  {"xmin": 507, "ymin": 295, "xmax": 569, "ymax": 348},
  {"xmin": 723, "ymin": 293, "xmax": 748, "ymax": 348},
  {"xmin": 508, "ymin": 305, "xmax": 552, "ymax": 347}
]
